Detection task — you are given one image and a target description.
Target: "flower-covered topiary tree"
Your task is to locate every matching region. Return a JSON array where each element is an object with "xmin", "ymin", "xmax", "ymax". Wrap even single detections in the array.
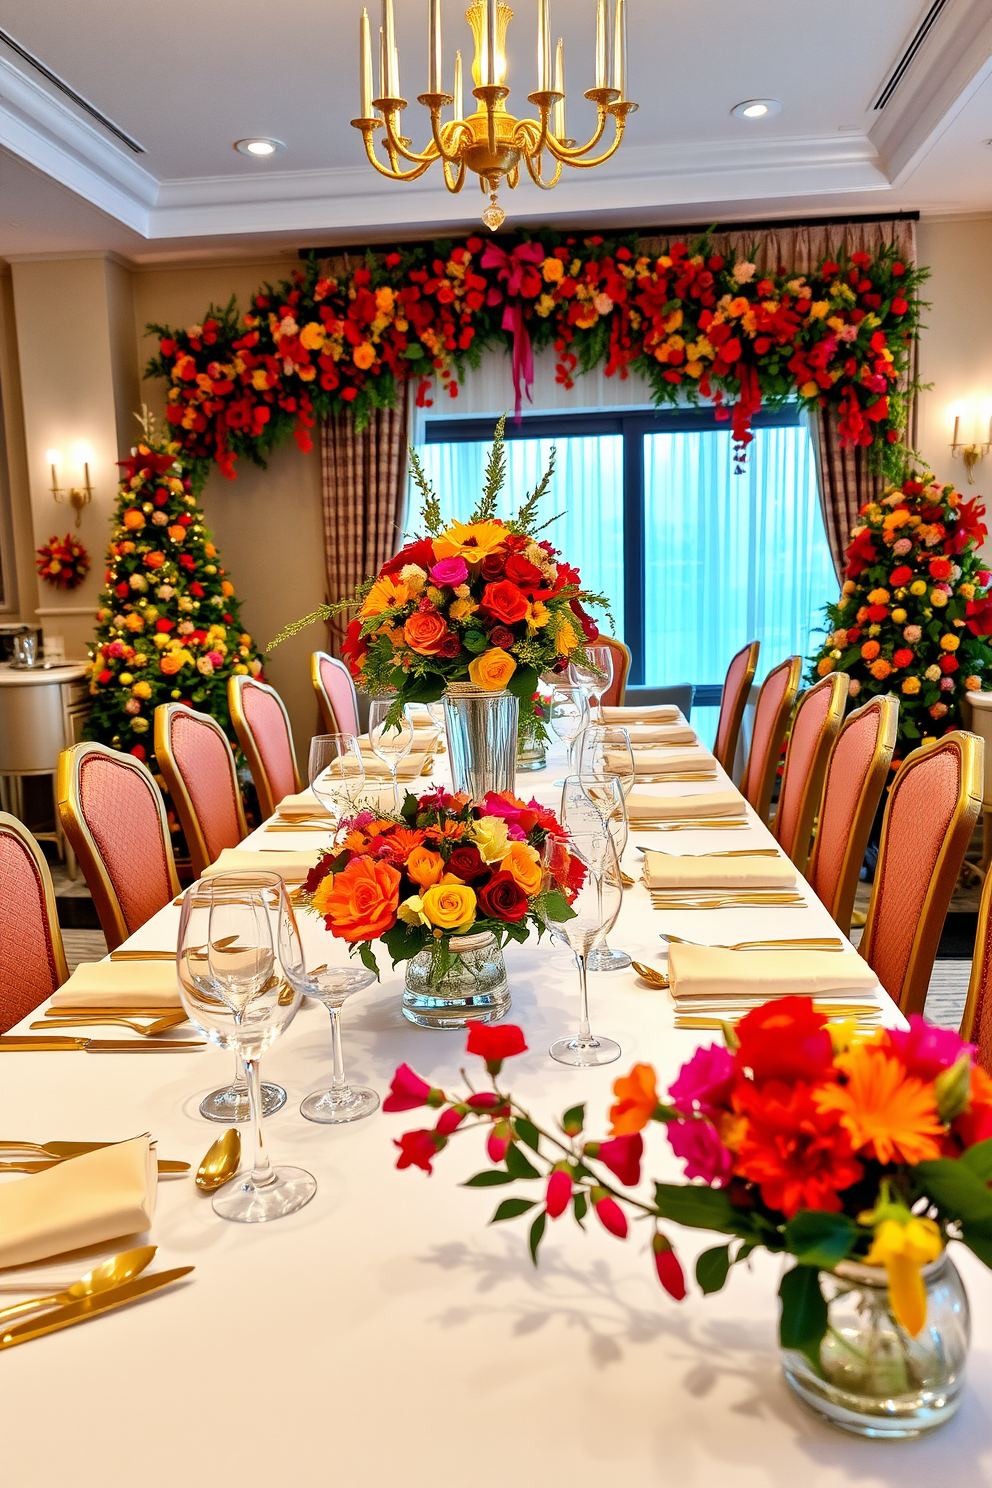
[
  {"xmin": 84, "ymin": 429, "xmax": 263, "ymax": 762},
  {"xmin": 809, "ymin": 472, "xmax": 992, "ymax": 758}
]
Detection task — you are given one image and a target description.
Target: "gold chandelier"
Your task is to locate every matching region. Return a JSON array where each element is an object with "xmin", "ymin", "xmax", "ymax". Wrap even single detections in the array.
[{"xmin": 352, "ymin": 0, "xmax": 637, "ymax": 229}]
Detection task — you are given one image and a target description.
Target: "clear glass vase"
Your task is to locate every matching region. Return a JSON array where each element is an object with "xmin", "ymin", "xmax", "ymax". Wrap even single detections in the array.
[
  {"xmin": 443, "ymin": 684, "xmax": 519, "ymax": 801},
  {"xmin": 781, "ymin": 1254, "xmax": 970, "ymax": 1438},
  {"xmin": 402, "ymin": 932, "xmax": 511, "ymax": 1028},
  {"xmin": 517, "ymin": 720, "xmax": 547, "ymax": 772}
]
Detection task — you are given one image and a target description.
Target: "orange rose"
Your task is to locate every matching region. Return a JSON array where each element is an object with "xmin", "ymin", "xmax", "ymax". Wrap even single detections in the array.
[
  {"xmin": 406, "ymin": 845, "xmax": 445, "ymax": 888},
  {"xmin": 314, "ymin": 856, "xmax": 400, "ymax": 943},
  {"xmin": 353, "ymin": 343, "xmax": 376, "ymax": 370},
  {"xmin": 860, "ymin": 640, "xmax": 880, "ymax": 661},
  {"xmin": 403, "ymin": 612, "xmax": 449, "ymax": 655},
  {"xmin": 468, "ymin": 647, "xmax": 517, "ymax": 690},
  {"xmin": 870, "ymin": 659, "xmax": 892, "ymax": 681},
  {"xmin": 122, "ymin": 508, "xmax": 145, "ymax": 530},
  {"xmin": 143, "ymin": 551, "xmax": 165, "ymax": 570},
  {"xmin": 168, "ymin": 525, "xmax": 186, "ymax": 543},
  {"xmin": 481, "ymin": 580, "xmax": 529, "ymax": 625},
  {"xmin": 609, "ymin": 1064, "xmax": 660, "ymax": 1135},
  {"xmin": 499, "ymin": 841, "xmax": 542, "ymax": 896}
]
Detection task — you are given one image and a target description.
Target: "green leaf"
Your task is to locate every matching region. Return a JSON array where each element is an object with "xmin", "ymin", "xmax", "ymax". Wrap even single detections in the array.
[
  {"xmin": 960, "ymin": 1138, "xmax": 992, "ymax": 1183},
  {"xmin": 357, "ymin": 942, "xmax": 380, "ymax": 978},
  {"xmin": 778, "ymin": 1264, "xmax": 827, "ymax": 1372},
  {"xmin": 696, "ymin": 1244, "xmax": 732, "ymax": 1294},
  {"xmin": 381, "ymin": 924, "xmax": 421, "ymax": 967},
  {"xmin": 528, "ymin": 1210, "xmax": 547, "ymax": 1265},
  {"xmin": 961, "ymin": 1222, "xmax": 992, "ymax": 1267},
  {"xmin": 562, "ymin": 1103, "xmax": 586, "ymax": 1136},
  {"xmin": 653, "ymin": 1182, "xmax": 756, "ymax": 1237},
  {"xmin": 462, "ymin": 1170, "xmax": 517, "ymax": 1187},
  {"xmin": 573, "ymin": 1191, "xmax": 587, "ymax": 1225},
  {"xmin": 505, "ymin": 1143, "xmax": 541, "ymax": 1181},
  {"xmin": 915, "ymin": 1157, "xmax": 992, "ymax": 1224},
  {"xmin": 507, "ymin": 665, "xmax": 539, "ymax": 701},
  {"xmin": 402, "ymin": 343, "xmax": 425, "ymax": 360},
  {"xmin": 462, "ymin": 629, "xmax": 490, "ymax": 654},
  {"xmin": 513, "ymin": 1117, "xmax": 541, "ymax": 1154},
  {"xmin": 785, "ymin": 1210, "xmax": 858, "ymax": 1269},
  {"xmin": 543, "ymin": 889, "xmax": 576, "ymax": 924},
  {"xmin": 490, "ymin": 1197, "xmax": 537, "ymax": 1223}
]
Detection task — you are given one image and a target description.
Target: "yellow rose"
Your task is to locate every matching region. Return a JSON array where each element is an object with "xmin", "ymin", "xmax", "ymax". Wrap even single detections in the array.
[
  {"xmin": 471, "ymin": 815, "xmax": 510, "ymax": 863},
  {"xmin": 910, "ymin": 580, "xmax": 927, "ymax": 596},
  {"xmin": 931, "ymin": 589, "xmax": 948, "ymax": 608},
  {"xmin": 891, "ymin": 608, "xmax": 907, "ymax": 624},
  {"xmin": 940, "ymin": 634, "xmax": 960, "ymax": 652},
  {"xmin": 542, "ymin": 257, "xmax": 564, "ymax": 283},
  {"xmin": 500, "ymin": 841, "xmax": 542, "ymax": 896},
  {"xmin": 421, "ymin": 882, "xmax": 477, "ymax": 931},
  {"xmin": 132, "ymin": 681, "xmax": 152, "ymax": 699},
  {"xmin": 468, "ymin": 647, "xmax": 517, "ymax": 690},
  {"xmin": 960, "ymin": 583, "xmax": 976, "ymax": 600},
  {"xmin": 901, "ymin": 676, "xmax": 921, "ymax": 695}
]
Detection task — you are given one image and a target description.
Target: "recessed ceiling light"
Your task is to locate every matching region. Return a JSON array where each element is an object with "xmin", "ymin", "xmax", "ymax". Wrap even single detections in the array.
[
  {"xmin": 731, "ymin": 99, "xmax": 781, "ymax": 119},
  {"xmin": 234, "ymin": 138, "xmax": 284, "ymax": 157}
]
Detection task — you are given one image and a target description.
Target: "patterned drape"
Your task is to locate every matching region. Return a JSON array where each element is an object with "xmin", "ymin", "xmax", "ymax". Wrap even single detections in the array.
[{"xmin": 319, "ymin": 382, "xmax": 411, "ymax": 654}]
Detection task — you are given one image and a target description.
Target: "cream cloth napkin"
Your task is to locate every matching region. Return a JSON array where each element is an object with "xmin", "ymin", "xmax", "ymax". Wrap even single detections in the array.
[
  {"xmin": 406, "ymin": 705, "xmax": 441, "ymax": 730},
  {"xmin": 602, "ymin": 704, "xmax": 680, "ymax": 724},
  {"xmin": 609, "ymin": 747, "xmax": 716, "ymax": 777},
  {"xmin": 351, "ymin": 746, "xmax": 431, "ymax": 780},
  {"xmin": 626, "ymin": 724, "xmax": 697, "ymax": 746},
  {"xmin": 642, "ymin": 850, "xmax": 796, "ymax": 890},
  {"xmin": 276, "ymin": 791, "xmax": 334, "ymax": 820},
  {"xmin": 626, "ymin": 789, "xmax": 741, "ymax": 821},
  {"xmin": 667, "ymin": 943, "xmax": 879, "ymax": 999},
  {"xmin": 202, "ymin": 848, "xmax": 318, "ymax": 884},
  {"xmin": 0, "ymin": 1136, "xmax": 157, "ymax": 1269},
  {"xmin": 51, "ymin": 960, "xmax": 180, "ymax": 1009}
]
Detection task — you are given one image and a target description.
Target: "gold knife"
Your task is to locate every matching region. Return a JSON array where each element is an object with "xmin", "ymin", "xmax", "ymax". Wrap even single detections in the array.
[
  {"xmin": 0, "ymin": 1159, "xmax": 190, "ymax": 1174},
  {"xmin": 108, "ymin": 950, "xmax": 177, "ymax": 962},
  {"xmin": 0, "ymin": 1037, "xmax": 205, "ymax": 1052},
  {"xmin": 0, "ymin": 1266, "xmax": 194, "ymax": 1349}
]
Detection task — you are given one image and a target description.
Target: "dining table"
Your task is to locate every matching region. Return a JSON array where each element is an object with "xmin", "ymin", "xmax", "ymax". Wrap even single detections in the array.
[{"xmin": 4, "ymin": 724, "xmax": 991, "ymax": 1488}]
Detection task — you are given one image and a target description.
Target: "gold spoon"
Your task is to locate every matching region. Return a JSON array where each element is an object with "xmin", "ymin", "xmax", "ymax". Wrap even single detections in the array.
[
  {"xmin": 31, "ymin": 1012, "xmax": 189, "ymax": 1036},
  {"xmin": 195, "ymin": 1129, "xmax": 241, "ymax": 1192},
  {"xmin": 0, "ymin": 1245, "xmax": 157, "ymax": 1325}
]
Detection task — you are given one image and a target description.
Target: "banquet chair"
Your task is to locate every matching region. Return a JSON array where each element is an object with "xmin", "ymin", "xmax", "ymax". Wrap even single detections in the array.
[
  {"xmin": 960, "ymin": 860, "xmax": 992, "ymax": 1075},
  {"xmin": 154, "ymin": 703, "xmax": 248, "ymax": 879},
  {"xmin": 713, "ymin": 640, "xmax": 759, "ymax": 775},
  {"xmin": 228, "ymin": 674, "xmax": 301, "ymax": 819},
  {"xmin": 806, "ymin": 694, "xmax": 899, "ymax": 937},
  {"xmin": 859, "ymin": 730, "xmax": 982, "ymax": 1017},
  {"xmin": 771, "ymin": 672, "xmax": 849, "ymax": 875},
  {"xmin": 57, "ymin": 742, "xmax": 180, "ymax": 952},
  {"xmin": 596, "ymin": 636, "xmax": 631, "ymax": 707},
  {"xmin": 739, "ymin": 656, "xmax": 803, "ymax": 824},
  {"xmin": 311, "ymin": 650, "xmax": 361, "ymax": 736},
  {"xmin": 0, "ymin": 811, "xmax": 69, "ymax": 1033}
]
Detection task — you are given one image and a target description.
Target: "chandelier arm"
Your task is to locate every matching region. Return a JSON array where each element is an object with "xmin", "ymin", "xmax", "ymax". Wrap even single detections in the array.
[
  {"xmin": 442, "ymin": 156, "xmax": 467, "ymax": 193},
  {"xmin": 380, "ymin": 106, "xmax": 441, "ymax": 166},
  {"xmin": 358, "ymin": 127, "xmax": 436, "ymax": 182},
  {"xmin": 546, "ymin": 105, "xmax": 610, "ymax": 162},
  {"xmin": 428, "ymin": 113, "xmax": 474, "ymax": 166},
  {"xmin": 522, "ymin": 151, "xmax": 563, "ymax": 190}
]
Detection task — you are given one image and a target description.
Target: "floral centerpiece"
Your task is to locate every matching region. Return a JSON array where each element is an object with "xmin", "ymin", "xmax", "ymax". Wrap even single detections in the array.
[
  {"xmin": 300, "ymin": 785, "xmax": 579, "ymax": 1026},
  {"xmin": 809, "ymin": 472, "xmax": 992, "ymax": 758},
  {"xmin": 386, "ymin": 998, "xmax": 992, "ymax": 1435}
]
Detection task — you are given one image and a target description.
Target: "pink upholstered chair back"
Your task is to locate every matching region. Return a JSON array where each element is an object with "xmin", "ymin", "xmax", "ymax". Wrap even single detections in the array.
[
  {"xmin": 597, "ymin": 638, "xmax": 631, "ymax": 707},
  {"xmin": 314, "ymin": 652, "xmax": 360, "ymax": 736},
  {"xmin": 806, "ymin": 695, "xmax": 898, "ymax": 936},
  {"xmin": 861, "ymin": 732, "xmax": 982, "ymax": 1017},
  {"xmin": 963, "ymin": 865, "xmax": 992, "ymax": 1076},
  {"xmin": 155, "ymin": 704, "xmax": 247, "ymax": 878},
  {"xmin": 58, "ymin": 743, "xmax": 180, "ymax": 951},
  {"xmin": 229, "ymin": 675, "xmax": 300, "ymax": 818},
  {"xmin": 0, "ymin": 813, "xmax": 68, "ymax": 1033},
  {"xmin": 740, "ymin": 656, "xmax": 801, "ymax": 822},
  {"xmin": 714, "ymin": 640, "xmax": 759, "ymax": 774},
  {"xmin": 772, "ymin": 672, "xmax": 849, "ymax": 874}
]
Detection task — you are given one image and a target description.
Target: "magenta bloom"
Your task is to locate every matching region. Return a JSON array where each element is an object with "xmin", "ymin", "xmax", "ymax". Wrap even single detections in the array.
[
  {"xmin": 590, "ymin": 1133, "xmax": 642, "ymax": 1186},
  {"xmin": 487, "ymin": 1129, "xmax": 509, "ymax": 1163},
  {"xmin": 430, "ymin": 556, "xmax": 469, "ymax": 587},
  {"xmin": 668, "ymin": 1043, "xmax": 735, "ymax": 1117},
  {"xmin": 886, "ymin": 1015, "xmax": 975, "ymax": 1082},
  {"xmin": 666, "ymin": 1118, "xmax": 734, "ymax": 1186},
  {"xmin": 383, "ymin": 1063, "xmax": 442, "ymax": 1112},
  {"xmin": 653, "ymin": 1235, "xmax": 686, "ymax": 1300},
  {"xmin": 435, "ymin": 1107, "xmax": 465, "ymax": 1137},
  {"xmin": 594, "ymin": 1193, "xmax": 628, "ymax": 1239},
  {"xmin": 465, "ymin": 1091, "xmax": 505, "ymax": 1112},
  {"xmin": 394, "ymin": 1130, "xmax": 441, "ymax": 1173},
  {"xmin": 546, "ymin": 1168, "xmax": 573, "ymax": 1219}
]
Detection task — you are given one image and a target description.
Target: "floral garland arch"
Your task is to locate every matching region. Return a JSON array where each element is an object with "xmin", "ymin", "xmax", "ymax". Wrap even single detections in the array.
[{"xmin": 146, "ymin": 230, "xmax": 927, "ymax": 485}]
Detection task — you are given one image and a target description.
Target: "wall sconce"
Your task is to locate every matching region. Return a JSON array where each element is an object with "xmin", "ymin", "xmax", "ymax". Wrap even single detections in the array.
[{"xmin": 47, "ymin": 444, "xmax": 94, "ymax": 526}]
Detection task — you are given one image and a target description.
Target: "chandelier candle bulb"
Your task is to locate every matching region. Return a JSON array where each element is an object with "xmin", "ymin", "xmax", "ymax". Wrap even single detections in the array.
[
  {"xmin": 360, "ymin": 8, "xmax": 374, "ymax": 116},
  {"xmin": 554, "ymin": 37, "xmax": 565, "ymax": 138},
  {"xmin": 429, "ymin": 0, "xmax": 442, "ymax": 93},
  {"xmin": 595, "ymin": 0, "xmax": 608, "ymax": 89},
  {"xmin": 537, "ymin": 0, "xmax": 551, "ymax": 91},
  {"xmin": 613, "ymin": 0, "xmax": 626, "ymax": 99},
  {"xmin": 454, "ymin": 47, "xmax": 463, "ymax": 118},
  {"xmin": 381, "ymin": 0, "xmax": 397, "ymax": 95},
  {"xmin": 486, "ymin": 0, "xmax": 497, "ymax": 85},
  {"xmin": 379, "ymin": 24, "xmax": 387, "ymax": 100}
]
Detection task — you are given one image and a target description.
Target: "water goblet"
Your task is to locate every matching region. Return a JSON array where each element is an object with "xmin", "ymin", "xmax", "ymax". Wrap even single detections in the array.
[
  {"xmin": 369, "ymin": 696, "xmax": 414, "ymax": 811},
  {"xmin": 565, "ymin": 774, "xmax": 631, "ymax": 972},
  {"xmin": 550, "ymin": 685, "xmax": 590, "ymax": 781},
  {"xmin": 570, "ymin": 645, "xmax": 614, "ymax": 721},
  {"xmin": 541, "ymin": 830, "xmax": 623, "ymax": 1066},
  {"xmin": 279, "ymin": 940, "xmax": 379, "ymax": 1123},
  {"xmin": 309, "ymin": 732, "xmax": 366, "ymax": 815},
  {"xmin": 579, "ymin": 725, "xmax": 636, "ymax": 798}
]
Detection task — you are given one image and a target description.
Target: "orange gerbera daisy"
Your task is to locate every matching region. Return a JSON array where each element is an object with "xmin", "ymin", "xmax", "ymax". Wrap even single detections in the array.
[
  {"xmin": 360, "ymin": 574, "xmax": 410, "ymax": 618},
  {"xmin": 814, "ymin": 1042, "xmax": 944, "ymax": 1165},
  {"xmin": 339, "ymin": 819, "xmax": 395, "ymax": 855},
  {"xmin": 424, "ymin": 820, "xmax": 467, "ymax": 842},
  {"xmin": 380, "ymin": 826, "xmax": 426, "ymax": 863},
  {"xmin": 609, "ymin": 1063, "xmax": 659, "ymax": 1135}
]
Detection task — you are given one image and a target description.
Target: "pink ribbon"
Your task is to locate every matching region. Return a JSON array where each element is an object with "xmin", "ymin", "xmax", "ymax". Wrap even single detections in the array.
[{"xmin": 480, "ymin": 241, "xmax": 545, "ymax": 419}]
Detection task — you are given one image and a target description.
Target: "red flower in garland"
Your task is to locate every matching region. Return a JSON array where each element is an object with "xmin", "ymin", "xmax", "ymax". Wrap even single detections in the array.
[{"xmin": 36, "ymin": 534, "xmax": 90, "ymax": 591}]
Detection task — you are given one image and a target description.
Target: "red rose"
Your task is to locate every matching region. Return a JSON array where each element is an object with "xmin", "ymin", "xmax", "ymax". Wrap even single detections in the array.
[
  {"xmin": 867, "ymin": 604, "xmax": 888, "ymax": 622},
  {"xmin": 891, "ymin": 296, "xmax": 908, "ymax": 315},
  {"xmin": 480, "ymin": 580, "xmax": 529, "ymax": 625},
  {"xmin": 734, "ymin": 996, "xmax": 834, "ymax": 1086},
  {"xmin": 929, "ymin": 558, "xmax": 952, "ymax": 580},
  {"xmin": 477, "ymin": 870, "xmax": 529, "ymax": 923},
  {"xmin": 156, "ymin": 618, "xmax": 174, "ymax": 633},
  {"xmin": 115, "ymin": 582, "xmax": 129, "ymax": 598},
  {"xmin": 404, "ymin": 612, "xmax": 449, "ymax": 655},
  {"xmin": 381, "ymin": 539, "xmax": 436, "ymax": 576},
  {"xmin": 489, "ymin": 624, "xmax": 515, "ymax": 649},
  {"xmin": 383, "ymin": 1062, "xmax": 444, "ymax": 1112},
  {"xmin": 940, "ymin": 654, "xmax": 959, "ymax": 674},
  {"xmin": 892, "ymin": 261, "xmax": 905, "ymax": 276},
  {"xmin": 447, "ymin": 845, "xmax": 491, "ymax": 883},
  {"xmin": 480, "ymin": 551, "xmax": 506, "ymax": 580},
  {"xmin": 437, "ymin": 633, "xmax": 461, "ymax": 658},
  {"xmin": 466, "ymin": 1022, "xmax": 528, "ymax": 1071},
  {"xmin": 846, "ymin": 627, "xmax": 862, "ymax": 644},
  {"xmin": 893, "ymin": 649, "xmax": 913, "ymax": 668},
  {"xmin": 97, "ymin": 669, "xmax": 112, "ymax": 685},
  {"xmin": 586, "ymin": 1133, "xmax": 642, "ymax": 1186},
  {"xmin": 129, "ymin": 744, "xmax": 146, "ymax": 761},
  {"xmin": 890, "ymin": 566, "xmax": 913, "ymax": 586},
  {"xmin": 504, "ymin": 553, "xmax": 543, "ymax": 589}
]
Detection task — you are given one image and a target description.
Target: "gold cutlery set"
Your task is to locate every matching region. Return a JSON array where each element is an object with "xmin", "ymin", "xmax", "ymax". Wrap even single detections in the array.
[
  {"xmin": 0, "ymin": 1138, "xmax": 189, "ymax": 1176},
  {"xmin": 0, "ymin": 1246, "xmax": 192, "ymax": 1350},
  {"xmin": 632, "ymin": 819, "xmax": 749, "ymax": 831}
]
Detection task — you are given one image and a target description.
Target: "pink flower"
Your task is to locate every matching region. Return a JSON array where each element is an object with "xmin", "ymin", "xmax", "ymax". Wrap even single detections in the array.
[
  {"xmin": 435, "ymin": 1107, "xmax": 465, "ymax": 1136},
  {"xmin": 546, "ymin": 1168, "xmax": 573, "ymax": 1218},
  {"xmin": 383, "ymin": 1062, "xmax": 444, "ymax": 1112},
  {"xmin": 653, "ymin": 1235, "xmax": 687, "ymax": 1300},
  {"xmin": 207, "ymin": 649, "xmax": 223, "ymax": 667},
  {"xmin": 429, "ymin": 556, "xmax": 469, "ymax": 587},
  {"xmin": 668, "ymin": 1043, "xmax": 735, "ymax": 1117},
  {"xmin": 585, "ymin": 1133, "xmax": 642, "ymax": 1186},
  {"xmin": 667, "ymin": 1118, "xmax": 734, "ymax": 1186},
  {"xmin": 886, "ymin": 1015, "xmax": 974, "ymax": 1082},
  {"xmin": 107, "ymin": 641, "xmax": 125, "ymax": 658},
  {"xmin": 466, "ymin": 1023, "xmax": 528, "ymax": 1074},
  {"xmin": 940, "ymin": 677, "xmax": 954, "ymax": 691},
  {"xmin": 892, "ymin": 538, "xmax": 913, "ymax": 556},
  {"xmin": 487, "ymin": 1128, "xmax": 509, "ymax": 1163},
  {"xmin": 394, "ymin": 1129, "xmax": 442, "ymax": 1173},
  {"xmin": 465, "ymin": 1091, "xmax": 506, "ymax": 1112},
  {"xmin": 903, "ymin": 625, "xmax": 922, "ymax": 643},
  {"xmin": 593, "ymin": 1190, "xmax": 628, "ymax": 1238}
]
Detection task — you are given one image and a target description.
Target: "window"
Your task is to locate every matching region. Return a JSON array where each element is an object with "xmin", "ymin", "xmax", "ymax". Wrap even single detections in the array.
[{"xmin": 415, "ymin": 407, "xmax": 835, "ymax": 701}]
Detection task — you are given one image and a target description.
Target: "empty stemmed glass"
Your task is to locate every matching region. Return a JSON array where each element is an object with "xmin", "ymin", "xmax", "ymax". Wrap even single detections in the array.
[
  {"xmin": 550, "ymin": 685, "xmax": 590, "ymax": 781},
  {"xmin": 564, "ymin": 774, "xmax": 631, "ymax": 972},
  {"xmin": 177, "ymin": 871, "xmax": 316, "ymax": 1222},
  {"xmin": 279, "ymin": 935, "xmax": 379, "ymax": 1123},
  {"xmin": 579, "ymin": 725, "xmax": 636, "ymax": 799},
  {"xmin": 570, "ymin": 644, "xmax": 614, "ymax": 722},
  {"xmin": 369, "ymin": 695, "xmax": 414, "ymax": 811},
  {"xmin": 308, "ymin": 732, "xmax": 366, "ymax": 815},
  {"xmin": 540, "ymin": 827, "xmax": 623, "ymax": 1066}
]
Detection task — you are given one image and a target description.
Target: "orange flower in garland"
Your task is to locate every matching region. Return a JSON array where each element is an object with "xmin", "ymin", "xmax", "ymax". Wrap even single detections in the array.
[{"xmin": 814, "ymin": 1041, "xmax": 945, "ymax": 1165}]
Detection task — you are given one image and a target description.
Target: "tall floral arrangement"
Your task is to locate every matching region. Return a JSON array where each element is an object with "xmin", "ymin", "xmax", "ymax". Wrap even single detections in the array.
[
  {"xmin": 809, "ymin": 472, "xmax": 992, "ymax": 757},
  {"xmin": 85, "ymin": 428, "xmax": 264, "ymax": 761}
]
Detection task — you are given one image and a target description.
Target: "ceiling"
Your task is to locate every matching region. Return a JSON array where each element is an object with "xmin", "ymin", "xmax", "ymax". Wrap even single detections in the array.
[{"xmin": 0, "ymin": 0, "xmax": 990, "ymax": 264}]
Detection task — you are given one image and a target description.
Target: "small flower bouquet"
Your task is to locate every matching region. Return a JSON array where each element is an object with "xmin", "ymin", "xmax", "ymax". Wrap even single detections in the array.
[
  {"xmin": 300, "ymin": 786, "xmax": 579, "ymax": 977},
  {"xmin": 386, "ymin": 998, "xmax": 992, "ymax": 1430},
  {"xmin": 36, "ymin": 533, "xmax": 90, "ymax": 591}
]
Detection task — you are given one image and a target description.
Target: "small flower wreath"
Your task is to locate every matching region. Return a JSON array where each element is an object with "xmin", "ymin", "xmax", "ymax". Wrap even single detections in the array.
[{"xmin": 36, "ymin": 534, "xmax": 90, "ymax": 590}]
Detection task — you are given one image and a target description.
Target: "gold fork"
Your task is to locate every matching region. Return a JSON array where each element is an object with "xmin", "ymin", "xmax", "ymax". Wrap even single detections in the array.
[
  {"xmin": 660, "ymin": 934, "xmax": 844, "ymax": 950},
  {"xmin": 32, "ymin": 1012, "xmax": 188, "ymax": 1036}
]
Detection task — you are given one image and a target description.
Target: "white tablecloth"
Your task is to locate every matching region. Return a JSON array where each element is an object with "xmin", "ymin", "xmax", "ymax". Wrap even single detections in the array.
[{"xmin": 5, "ymin": 739, "xmax": 991, "ymax": 1487}]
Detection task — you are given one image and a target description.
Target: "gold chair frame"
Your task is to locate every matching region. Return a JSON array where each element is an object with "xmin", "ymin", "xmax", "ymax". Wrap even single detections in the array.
[
  {"xmin": 860, "ymin": 729, "xmax": 983, "ymax": 1018},
  {"xmin": 0, "ymin": 809, "xmax": 69, "ymax": 990},
  {"xmin": 806, "ymin": 693, "xmax": 899, "ymax": 938},
  {"xmin": 154, "ymin": 702, "xmax": 249, "ymax": 880},
  {"xmin": 741, "ymin": 655, "xmax": 803, "ymax": 824},
  {"xmin": 311, "ymin": 650, "xmax": 360, "ymax": 736},
  {"xmin": 57, "ymin": 741, "xmax": 180, "ymax": 952},
  {"xmin": 772, "ymin": 671, "xmax": 850, "ymax": 875},
  {"xmin": 228, "ymin": 674, "xmax": 301, "ymax": 820},
  {"xmin": 961, "ymin": 854, "xmax": 992, "ymax": 1053},
  {"xmin": 597, "ymin": 636, "xmax": 631, "ymax": 706},
  {"xmin": 713, "ymin": 640, "xmax": 759, "ymax": 775}
]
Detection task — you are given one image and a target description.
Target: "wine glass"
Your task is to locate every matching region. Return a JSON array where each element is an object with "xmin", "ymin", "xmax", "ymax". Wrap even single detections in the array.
[
  {"xmin": 178, "ymin": 872, "xmax": 317, "ymax": 1223},
  {"xmin": 368, "ymin": 695, "xmax": 414, "ymax": 811},
  {"xmin": 565, "ymin": 774, "xmax": 631, "ymax": 972},
  {"xmin": 570, "ymin": 645, "xmax": 614, "ymax": 721},
  {"xmin": 579, "ymin": 725, "xmax": 636, "ymax": 798},
  {"xmin": 541, "ymin": 827, "xmax": 623, "ymax": 1067},
  {"xmin": 550, "ymin": 685, "xmax": 590, "ymax": 781},
  {"xmin": 308, "ymin": 733, "xmax": 365, "ymax": 815},
  {"xmin": 181, "ymin": 891, "xmax": 287, "ymax": 1124},
  {"xmin": 279, "ymin": 932, "xmax": 379, "ymax": 1122}
]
